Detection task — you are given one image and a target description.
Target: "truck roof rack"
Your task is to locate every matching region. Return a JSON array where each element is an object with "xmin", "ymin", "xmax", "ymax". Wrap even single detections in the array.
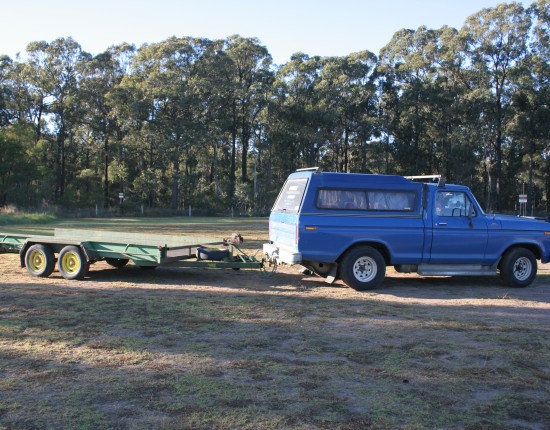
[
  {"xmin": 405, "ymin": 175, "xmax": 446, "ymax": 187},
  {"xmin": 296, "ymin": 167, "xmax": 321, "ymax": 173}
]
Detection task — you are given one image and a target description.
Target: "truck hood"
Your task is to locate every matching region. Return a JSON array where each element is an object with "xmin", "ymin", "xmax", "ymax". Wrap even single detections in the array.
[{"xmin": 488, "ymin": 214, "xmax": 550, "ymax": 231}]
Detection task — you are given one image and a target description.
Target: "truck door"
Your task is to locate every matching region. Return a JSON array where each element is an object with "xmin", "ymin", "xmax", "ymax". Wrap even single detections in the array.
[{"xmin": 430, "ymin": 190, "xmax": 488, "ymax": 263}]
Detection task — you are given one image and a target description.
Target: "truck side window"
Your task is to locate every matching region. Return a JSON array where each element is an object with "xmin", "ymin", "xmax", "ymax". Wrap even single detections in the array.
[
  {"xmin": 317, "ymin": 190, "xmax": 367, "ymax": 209},
  {"xmin": 367, "ymin": 191, "xmax": 415, "ymax": 211},
  {"xmin": 436, "ymin": 191, "xmax": 474, "ymax": 217},
  {"xmin": 317, "ymin": 189, "xmax": 415, "ymax": 211}
]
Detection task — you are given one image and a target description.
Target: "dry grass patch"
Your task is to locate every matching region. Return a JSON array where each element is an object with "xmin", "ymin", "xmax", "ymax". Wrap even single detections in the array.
[{"xmin": 1, "ymin": 218, "xmax": 550, "ymax": 429}]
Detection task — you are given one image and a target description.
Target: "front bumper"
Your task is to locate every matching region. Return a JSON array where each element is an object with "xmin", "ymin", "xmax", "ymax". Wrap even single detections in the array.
[{"xmin": 263, "ymin": 243, "xmax": 302, "ymax": 265}]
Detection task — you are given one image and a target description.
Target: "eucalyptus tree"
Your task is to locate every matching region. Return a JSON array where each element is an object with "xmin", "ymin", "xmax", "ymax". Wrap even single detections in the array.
[
  {"xmin": 25, "ymin": 37, "xmax": 90, "ymax": 201},
  {"xmin": 189, "ymin": 39, "xmax": 234, "ymax": 201},
  {"xmin": 0, "ymin": 123, "xmax": 37, "ymax": 206},
  {"xmin": 317, "ymin": 51, "xmax": 378, "ymax": 173},
  {"xmin": 1, "ymin": 56, "xmax": 58, "ymax": 205},
  {"xmin": 0, "ymin": 56, "xmax": 12, "ymax": 127},
  {"xmin": 460, "ymin": 3, "xmax": 531, "ymax": 211},
  {"xmin": 272, "ymin": 53, "xmax": 326, "ymax": 172},
  {"xmin": 117, "ymin": 37, "xmax": 218, "ymax": 209},
  {"xmin": 430, "ymin": 26, "xmax": 484, "ymax": 188},
  {"xmin": 223, "ymin": 35, "xmax": 273, "ymax": 202},
  {"xmin": 378, "ymin": 26, "xmax": 453, "ymax": 176},
  {"xmin": 79, "ymin": 43, "xmax": 136, "ymax": 207},
  {"xmin": 4, "ymin": 56, "xmax": 49, "ymax": 142},
  {"xmin": 516, "ymin": 0, "xmax": 550, "ymax": 214}
]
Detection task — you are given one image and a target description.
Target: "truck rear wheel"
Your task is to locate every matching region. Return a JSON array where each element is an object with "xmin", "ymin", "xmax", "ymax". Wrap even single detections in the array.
[
  {"xmin": 340, "ymin": 246, "xmax": 386, "ymax": 290},
  {"xmin": 500, "ymin": 248, "xmax": 537, "ymax": 288},
  {"xmin": 25, "ymin": 244, "xmax": 55, "ymax": 278},
  {"xmin": 58, "ymin": 245, "xmax": 89, "ymax": 280}
]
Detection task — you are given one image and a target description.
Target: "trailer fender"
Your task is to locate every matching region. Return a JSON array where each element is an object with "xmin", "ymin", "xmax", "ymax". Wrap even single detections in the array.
[{"xmin": 79, "ymin": 242, "xmax": 99, "ymax": 263}]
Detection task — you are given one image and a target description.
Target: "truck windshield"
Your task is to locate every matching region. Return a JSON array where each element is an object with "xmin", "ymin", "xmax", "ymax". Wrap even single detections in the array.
[{"xmin": 272, "ymin": 178, "xmax": 308, "ymax": 214}]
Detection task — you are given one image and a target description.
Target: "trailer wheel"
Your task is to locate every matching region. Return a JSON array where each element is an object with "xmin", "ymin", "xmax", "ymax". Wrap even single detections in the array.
[
  {"xmin": 25, "ymin": 244, "xmax": 55, "ymax": 278},
  {"xmin": 58, "ymin": 246, "xmax": 89, "ymax": 280},
  {"xmin": 105, "ymin": 258, "xmax": 129, "ymax": 268},
  {"xmin": 500, "ymin": 248, "xmax": 537, "ymax": 288},
  {"xmin": 340, "ymin": 246, "xmax": 386, "ymax": 291}
]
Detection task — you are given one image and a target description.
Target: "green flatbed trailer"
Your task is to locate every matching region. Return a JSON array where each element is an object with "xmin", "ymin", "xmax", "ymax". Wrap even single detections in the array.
[{"xmin": 0, "ymin": 228, "xmax": 263, "ymax": 280}]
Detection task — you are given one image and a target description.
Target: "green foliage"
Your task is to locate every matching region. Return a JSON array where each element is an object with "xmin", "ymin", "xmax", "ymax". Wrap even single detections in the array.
[
  {"xmin": 0, "ymin": 123, "xmax": 40, "ymax": 207},
  {"xmin": 0, "ymin": 2, "xmax": 548, "ymax": 215}
]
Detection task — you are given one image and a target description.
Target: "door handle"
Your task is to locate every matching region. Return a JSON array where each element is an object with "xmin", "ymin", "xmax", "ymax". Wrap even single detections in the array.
[{"xmin": 437, "ymin": 222, "xmax": 447, "ymax": 226}]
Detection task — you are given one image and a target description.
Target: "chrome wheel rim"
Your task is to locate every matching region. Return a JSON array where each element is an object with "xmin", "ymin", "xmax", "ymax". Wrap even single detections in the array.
[
  {"xmin": 513, "ymin": 257, "xmax": 532, "ymax": 281},
  {"xmin": 353, "ymin": 256, "xmax": 377, "ymax": 282}
]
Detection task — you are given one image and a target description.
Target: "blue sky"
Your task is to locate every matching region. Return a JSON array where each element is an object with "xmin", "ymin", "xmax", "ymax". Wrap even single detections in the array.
[{"xmin": 2, "ymin": 0, "xmax": 532, "ymax": 65}]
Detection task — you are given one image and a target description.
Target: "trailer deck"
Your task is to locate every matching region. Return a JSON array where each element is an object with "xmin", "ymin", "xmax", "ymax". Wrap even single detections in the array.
[{"xmin": 0, "ymin": 228, "xmax": 263, "ymax": 280}]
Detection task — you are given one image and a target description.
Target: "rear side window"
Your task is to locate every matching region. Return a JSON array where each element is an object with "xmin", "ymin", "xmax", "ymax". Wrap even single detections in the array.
[
  {"xmin": 273, "ymin": 178, "xmax": 308, "ymax": 214},
  {"xmin": 317, "ymin": 189, "xmax": 416, "ymax": 211},
  {"xmin": 317, "ymin": 190, "xmax": 368, "ymax": 209}
]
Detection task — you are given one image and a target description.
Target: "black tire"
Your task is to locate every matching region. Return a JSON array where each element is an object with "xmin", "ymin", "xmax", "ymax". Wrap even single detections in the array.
[
  {"xmin": 138, "ymin": 265, "xmax": 157, "ymax": 270},
  {"xmin": 196, "ymin": 247, "xmax": 230, "ymax": 261},
  {"xmin": 58, "ymin": 245, "xmax": 89, "ymax": 280},
  {"xmin": 105, "ymin": 258, "xmax": 129, "ymax": 268},
  {"xmin": 24, "ymin": 244, "xmax": 55, "ymax": 278},
  {"xmin": 500, "ymin": 248, "xmax": 537, "ymax": 288},
  {"xmin": 340, "ymin": 246, "xmax": 386, "ymax": 290}
]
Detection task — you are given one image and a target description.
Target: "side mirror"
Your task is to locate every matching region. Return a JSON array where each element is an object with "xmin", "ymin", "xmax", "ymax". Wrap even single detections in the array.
[{"xmin": 468, "ymin": 206, "xmax": 475, "ymax": 227}]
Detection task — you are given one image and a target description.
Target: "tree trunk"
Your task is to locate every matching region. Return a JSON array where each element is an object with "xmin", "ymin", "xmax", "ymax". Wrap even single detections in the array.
[
  {"xmin": 55, "ymin": 120, "xmax": 66, "ymax": 200},
  {"xmin": 103, "ymin": 135, "xmax": 109, "ymax": 209},
  {"xmin": 344, "ymin": 127, "xmax": 349, "ymax": 173},
  {"xmin": 546, "ymin": 157, "xmax": 550, "ymax": 218},
  {"xmin": 241, "ymin": 116, "xmax": 249, "ymax": 183},
  {"xmin": 213, "ymin": 142, "xmax": 220, "ymax": 196},
  {"xmin": 171, "ymin": 158, "xmax": 179, "ymax": 210},
  {"xmin": 229, "ymin": 101, "xmax": 237, "ymax": 202}
]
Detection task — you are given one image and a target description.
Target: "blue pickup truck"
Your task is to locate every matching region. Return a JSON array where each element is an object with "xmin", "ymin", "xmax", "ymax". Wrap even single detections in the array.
[{"xmin": 263, "ymin": 168, "xmax": 550, "ymax": 290}]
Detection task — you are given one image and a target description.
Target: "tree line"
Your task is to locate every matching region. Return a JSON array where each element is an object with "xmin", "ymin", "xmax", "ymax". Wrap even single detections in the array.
[{"xmin": 0, "ymin": 1, "xmax": 548, "ymax": 215}]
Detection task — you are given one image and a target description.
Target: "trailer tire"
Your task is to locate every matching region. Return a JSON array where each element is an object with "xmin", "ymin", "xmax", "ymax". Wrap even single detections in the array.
[
  {"xmin": 58, "ymin": 246, "xmax": 89, "ymax": 280},
  {"xmin": 25, "ymin": 244, "xmax": 55, "ymax": 278},
  {"xmin": 500, "ymin": 248, "xmax": 537, "ymax": 288},
  {"xmin": 340, "ymin": 246, "xmax": 385, "ymax": 291},
  {"xmin": 106, "ymin": 258, "xmax": 129, "ymax": 268}
]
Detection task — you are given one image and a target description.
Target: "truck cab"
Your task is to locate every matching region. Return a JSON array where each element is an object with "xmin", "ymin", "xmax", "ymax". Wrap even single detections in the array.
[{"xmin": 264, "ymin": 168, "xmax": 550, "ymax": 290}]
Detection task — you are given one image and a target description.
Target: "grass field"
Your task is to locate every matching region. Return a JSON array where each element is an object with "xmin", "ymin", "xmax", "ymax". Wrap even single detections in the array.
[
  {"xmin": 0, "ymin": 213, "xmax": 57, "ymax": 226},
  {"xmin": 1, "ymin": 217, "xmax": 549, "ymax": 429}
]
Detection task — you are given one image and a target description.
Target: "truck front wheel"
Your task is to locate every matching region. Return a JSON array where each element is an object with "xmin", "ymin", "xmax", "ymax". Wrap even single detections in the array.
[
  {"xmin": 500, "ymin": 248, "xmax": 537, "ymax": 288},
  {"xmin": 340, "ymin": 246, "xmax": 386, "ymax": 290}
]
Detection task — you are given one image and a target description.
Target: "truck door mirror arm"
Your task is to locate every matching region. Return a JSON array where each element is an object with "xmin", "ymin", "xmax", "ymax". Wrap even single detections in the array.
[{"xmin": 468, "ymin": 207, "xmax": 475, "ymax": 227}]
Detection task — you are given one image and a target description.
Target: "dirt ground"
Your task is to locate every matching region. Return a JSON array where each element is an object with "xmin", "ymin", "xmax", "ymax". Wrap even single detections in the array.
[{"xmin": 1, "ymin": 252, "xmax": 550, "ymax": 429}]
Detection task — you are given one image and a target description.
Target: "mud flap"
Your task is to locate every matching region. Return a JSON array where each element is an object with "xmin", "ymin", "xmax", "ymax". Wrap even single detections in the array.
[{"xmin": 325, "ymin": 265, "xmax": 338, "ymax": 284}]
